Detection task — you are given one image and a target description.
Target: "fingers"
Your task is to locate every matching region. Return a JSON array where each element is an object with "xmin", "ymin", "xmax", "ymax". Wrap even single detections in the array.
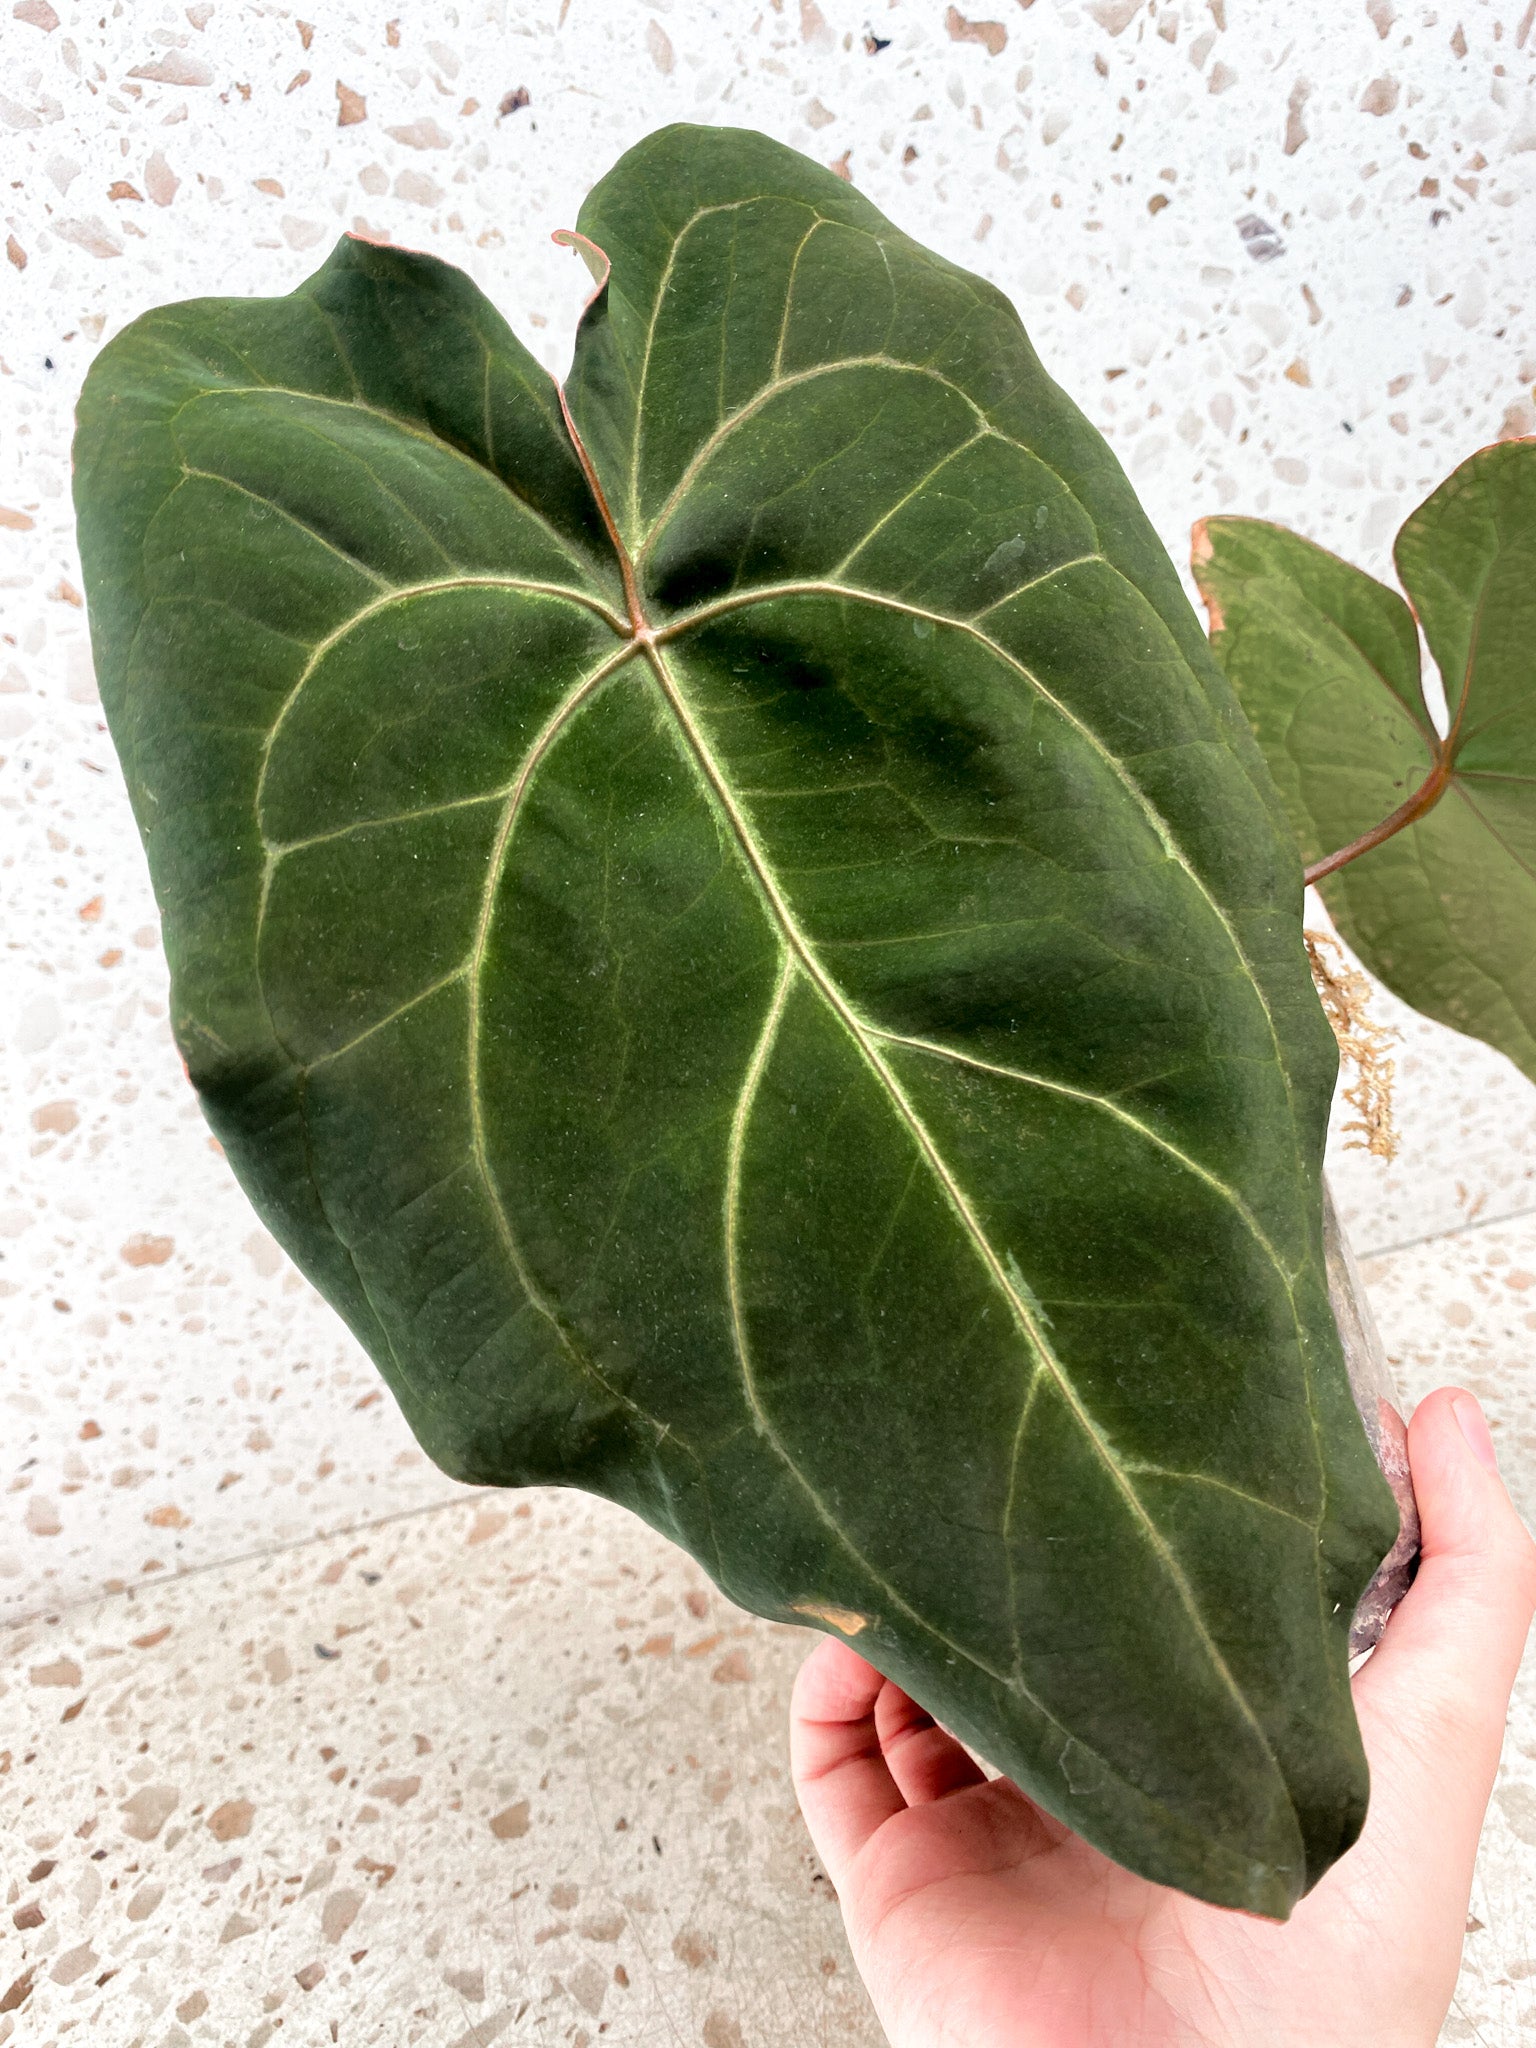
[
  {"xmin": 874, "ymin": 1678, "xmax": 988, "ymax": 1808},
  {"xmin": 1352, "ymin": 1387, "xmax": 1536, "ymax": 1866},
  {"xmin": 790, "ymin": 1636, "xmax": 908, "ymax": 1878}
]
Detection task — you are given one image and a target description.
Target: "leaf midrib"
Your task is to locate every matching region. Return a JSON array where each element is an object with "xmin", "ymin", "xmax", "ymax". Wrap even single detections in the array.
[{"xmin": 639, "ymin": 630, "xmax": 1291, "ymax": 1769}]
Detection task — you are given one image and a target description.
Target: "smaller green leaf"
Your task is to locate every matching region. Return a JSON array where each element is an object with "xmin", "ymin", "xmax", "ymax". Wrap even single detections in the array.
[{"xmin": 1192, "ymin": 438, "xmax": 1536, "ymax": 1083}]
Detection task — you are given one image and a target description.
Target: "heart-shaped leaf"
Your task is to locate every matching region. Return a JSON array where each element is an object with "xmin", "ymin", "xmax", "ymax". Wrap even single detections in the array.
[
  {"xmin": 1192, "ymin": 439, "xmax": 1536, "ymax": 1082},
  {"xmin": 75, "ymin": 124, "xmax": 1396, "ymax": 1916}
]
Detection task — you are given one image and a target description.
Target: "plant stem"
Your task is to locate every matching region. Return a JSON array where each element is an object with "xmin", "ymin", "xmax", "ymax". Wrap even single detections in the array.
[{"xmin": 1303, "ymin": 752, "xmax": 1452, "ymax": 887}]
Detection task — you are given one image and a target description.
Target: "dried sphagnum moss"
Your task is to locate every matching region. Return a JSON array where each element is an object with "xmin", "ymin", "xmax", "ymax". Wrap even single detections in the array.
[{"xmin": 1305, "ymin": 929, "xmax": 1399, "ymax": 1161}]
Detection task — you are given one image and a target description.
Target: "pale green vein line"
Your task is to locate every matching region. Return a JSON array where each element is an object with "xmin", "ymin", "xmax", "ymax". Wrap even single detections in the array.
[
  {"xmin": 1120, "ymin": 1466, "xmax": 1315, "ymax": 1532},
  {"xmin": 304, "ymin": 967, "xmax": 469, "ymax": 1074},
  {"xmin": 1450, "ymin": 778, "xmax": 1536, "ymax": 885},
  {"xmin": 770, "ymin": 213, "xmax": 828, "ymax": 380},
  {"xmin": 464, "ymin": 639, "xmax": 650, "ymax": 1410},
  {"xmin": 627, "ymin": 197, "xmax": 758, "ymax": 537},
  {"xmin": 637, "ymin": 354, "xmax": 967, "ymax": 567},
  {"xmin": 641, "ymin": 638, "xmax": 1282, "ymax": 1760},
  {"xmin": 481, "ymin": 348, "xmax": 497, "ymax": 476},
  {"xmin": 301, "ymin": 295, "xmax": 364, "ymax": 402},
  {"xmin": 722, "ymin": 947, "xmax": 1016, "ymax": 1688},
  {"xmin": 1001, "ymin": 1361, "xmax": 1046, "ymax": 1681},
  {"xmin": 870, "ymin": 1026, "xmax": 1303, "ymax": 1296},
  {"xmin": 971, "ymin": 551, "xmax": 1105, "ymax": 620},
  {"xmin": 267, "ymin": 788, "xmax": 505, "ymax": 861},
  {"xmin": 253, "ymin": 571, "xmax": 628, "ymax": 860},
  {"xmin": 636, "ymin": 352, "xmax": 1082, "ymax": 572},
  {"xmin": 171, "ymin": 380, "xmax": 599, "ymax": 582},
  {"xmin": 177, "ymin": 465, "xmax": 392, "ymax": 593},
  {"xmin": 831, "ymin": 430, "xmax": 988, "ymax": 580},
  {"xmin": 656, "ymin": 576, "xmax": 1294, "ymax": 1098}
]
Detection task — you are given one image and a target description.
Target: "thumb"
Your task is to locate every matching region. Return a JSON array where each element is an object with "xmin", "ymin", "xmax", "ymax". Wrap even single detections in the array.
[{"xmin": 1352, "ymin": 1386, "xmax": 1536, "ymax": 1864}]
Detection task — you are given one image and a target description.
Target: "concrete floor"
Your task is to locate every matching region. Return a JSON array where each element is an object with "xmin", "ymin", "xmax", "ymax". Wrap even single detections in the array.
[{"xmin": 4, "ymin": 1, "xmax": 1536, "ymax": 2042}]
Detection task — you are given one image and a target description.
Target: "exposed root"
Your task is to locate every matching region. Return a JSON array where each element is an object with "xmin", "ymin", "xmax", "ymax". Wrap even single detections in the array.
[{"xmin": 1305, "ymin": 929, "xmax": 1400, "ymax": 1161}]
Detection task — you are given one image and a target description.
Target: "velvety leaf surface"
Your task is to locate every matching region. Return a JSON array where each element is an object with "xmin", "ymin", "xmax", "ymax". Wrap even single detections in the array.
[
  {"xmin": 1193, "ymin": 438, "xmax": 1536, "ymax": 1082},
  {"xmin": 75, "ymin": 123, "xmax": 1395, "ymax": 1918}
]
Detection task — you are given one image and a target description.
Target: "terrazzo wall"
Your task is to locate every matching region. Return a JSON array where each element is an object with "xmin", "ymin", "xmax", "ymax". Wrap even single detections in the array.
[{"xmin": 2, "ymin": 2, "xmax": 1535, "ymax": 2044}]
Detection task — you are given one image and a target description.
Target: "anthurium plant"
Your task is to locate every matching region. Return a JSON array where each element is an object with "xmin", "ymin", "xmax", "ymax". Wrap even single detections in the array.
[
  {"xmin": 74, "ymin": 124, "xmax": 1402, "ymax": 1920},
  {"xmin": 1192, "ymin": 437, "xmax": 1536, "ymax": 1085}
]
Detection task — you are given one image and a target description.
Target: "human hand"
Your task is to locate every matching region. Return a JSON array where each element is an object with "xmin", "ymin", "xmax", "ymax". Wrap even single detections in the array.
[{"xmin": 790, "ymin": 1386, "xmax": 1536, "ymax": 2048}]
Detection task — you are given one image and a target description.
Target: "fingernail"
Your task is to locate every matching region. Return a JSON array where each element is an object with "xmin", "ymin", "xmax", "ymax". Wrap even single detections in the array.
[{"xmin": 1453, "ymin": 1394, "xmax": 1500, "ymax": 1473}]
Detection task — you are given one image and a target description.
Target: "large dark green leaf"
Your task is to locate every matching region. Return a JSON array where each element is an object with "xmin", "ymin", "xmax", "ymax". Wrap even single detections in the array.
[
  {"xmin": 1192, "ymin": 440, "xmax": 1536, "ymax": 1081},
  {"xmin": 74, "ymin": 123, "xmax": 1395, "ymax": 1917}
]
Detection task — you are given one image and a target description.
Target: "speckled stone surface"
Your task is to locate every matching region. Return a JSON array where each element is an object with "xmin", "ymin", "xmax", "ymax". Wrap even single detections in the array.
[{"xmin": 3, "ymin": 1, "xmax": 1536, "ymax": 2042}]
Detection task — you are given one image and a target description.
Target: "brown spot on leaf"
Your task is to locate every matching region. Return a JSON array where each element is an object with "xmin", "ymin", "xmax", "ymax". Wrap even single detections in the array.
[{"xmin": 792, "ymin": 1602, "xmax": 869, "ymax": 1635}]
